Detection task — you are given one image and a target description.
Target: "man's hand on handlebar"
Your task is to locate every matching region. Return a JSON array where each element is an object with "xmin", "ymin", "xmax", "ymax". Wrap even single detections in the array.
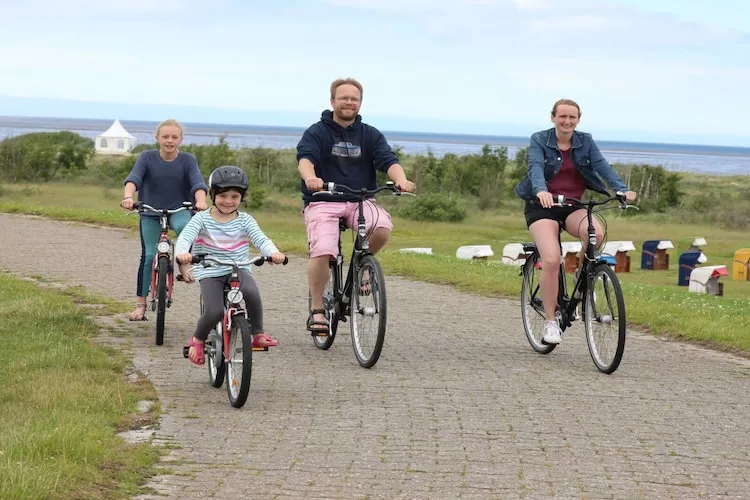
[{"xmin": 304, "ymin": 177, "xmax": 325, "ymax": 192}]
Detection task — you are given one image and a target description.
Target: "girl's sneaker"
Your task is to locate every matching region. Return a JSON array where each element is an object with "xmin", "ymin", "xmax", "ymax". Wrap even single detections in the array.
[{"xmin": 543, "ymin": 321, "xmax": 562, "ymax": 344}]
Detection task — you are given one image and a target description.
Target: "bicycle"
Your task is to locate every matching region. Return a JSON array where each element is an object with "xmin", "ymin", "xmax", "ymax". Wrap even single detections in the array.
[
  {"xmin": 180, "ymin": 254, "xmax": 289, "ymax": 408},
  {"xmin": 309, "ymin": 181, "xmax": 414, "ymax": 368},
  {"xmin": 131, "ymin": 201, "xmax": 193, "ymax": 346},
  {"xmin": 520, "ymin": 192, "xmax": 636, "ymax": 374}
]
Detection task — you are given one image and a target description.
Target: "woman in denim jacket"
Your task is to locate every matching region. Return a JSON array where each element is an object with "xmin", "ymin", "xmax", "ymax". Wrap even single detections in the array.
[{"xmin": 514, "ymin": 99, "xmax": 637, "ymax": 345}]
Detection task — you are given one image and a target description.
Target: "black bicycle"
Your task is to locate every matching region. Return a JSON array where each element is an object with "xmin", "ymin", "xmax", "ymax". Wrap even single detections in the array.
[
  {"xmin": 309, "ymin": 181, "xmax": 413, "ymax": 368},
  {"xmin": 520, "ymin": 192, "xmax": 636, "ymax": 374}
]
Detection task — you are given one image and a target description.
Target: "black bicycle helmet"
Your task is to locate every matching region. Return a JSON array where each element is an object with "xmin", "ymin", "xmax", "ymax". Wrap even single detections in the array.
[{"xmin": 208, "ymin": 165, "xmax": 249, "ymax": 199}]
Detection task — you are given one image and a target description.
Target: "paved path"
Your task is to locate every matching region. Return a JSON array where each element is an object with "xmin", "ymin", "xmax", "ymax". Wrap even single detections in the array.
[{"xmin": 1, "ymin": 213, "xmax": 748, "ymax": 499}]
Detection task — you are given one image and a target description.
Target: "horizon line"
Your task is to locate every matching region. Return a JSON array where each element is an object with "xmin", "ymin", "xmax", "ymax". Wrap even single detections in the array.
[{"xmin": 1, "ymin": 113, "xmax": 749, "ymax": 153}]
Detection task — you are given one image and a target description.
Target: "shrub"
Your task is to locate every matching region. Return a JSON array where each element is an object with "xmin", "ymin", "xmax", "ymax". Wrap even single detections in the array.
[{"xmin": 395, "ymin": 193, "xmax": 467, "ymax": 222}]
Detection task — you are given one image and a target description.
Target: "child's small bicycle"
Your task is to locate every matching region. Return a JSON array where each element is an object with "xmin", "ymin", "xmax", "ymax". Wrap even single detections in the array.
[
  {"xmin": 131, "ymin": 201, "xmax": 194, "ymax": 345},
  {"xmin": 181, "ymin": 253, "xmax": 288, "ymax": 408}
]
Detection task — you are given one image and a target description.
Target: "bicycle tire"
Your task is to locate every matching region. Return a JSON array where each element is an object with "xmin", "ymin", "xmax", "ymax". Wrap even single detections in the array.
[
  {"xmin": 350, "ymin": 254, "xmax": 386, "ymax": 368},
  {"xmin": 226, "ymin": 316, "xmax": 253, "ymax": 408},
  {"xmin": 583, "ymin": 263, "xmax": 626, "ymax": 374},
  {"xmin": 202, "ymin": 296, "xmax": 225, "ymax": 388},
  {"xmin": 520, "ymin": 252, "xmax": 556, "ymax": 354},
  {"xmin": 155, "ymin": 255, "xmax": 169, "ymax": 346},
  {"xmin": 311, "ymin": 260, "xmax": 338, "ymax": 350}
]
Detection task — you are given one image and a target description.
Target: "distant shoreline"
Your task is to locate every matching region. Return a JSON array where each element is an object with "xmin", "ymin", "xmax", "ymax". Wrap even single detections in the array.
[{"xmin": 2, "ymin": 114, "xmax": 749, "ymax": 158}]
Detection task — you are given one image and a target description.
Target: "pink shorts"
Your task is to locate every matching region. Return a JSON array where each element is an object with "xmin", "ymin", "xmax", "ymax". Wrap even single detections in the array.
[{"xmin": 304, "ymin": 201, "xmax": 393, "ymax": 258}]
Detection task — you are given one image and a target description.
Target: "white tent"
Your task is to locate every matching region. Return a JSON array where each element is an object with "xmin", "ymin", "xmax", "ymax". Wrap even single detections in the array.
[{"xmin": 95, "ymin": 119, "xmax": 137, "ymax": 154}]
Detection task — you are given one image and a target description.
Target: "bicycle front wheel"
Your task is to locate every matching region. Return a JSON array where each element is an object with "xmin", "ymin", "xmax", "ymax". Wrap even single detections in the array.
[
  {"xmin": 521, "ymin": 252, "xmax": 556, "ymax": 354},
  {"xmin": 583, "ymin": 263, "xmax": 626, "ymax": 374},
  {"xmin": 155, "ymin": 255, "xmax": 169, "ymax": 345},
  {"xmin": 350, "ymin": 254, "xmax": 386, "ymax": 368},
  {"xmin": 226, "ymin": 316, "xmax": 253, "ymax": 408}
]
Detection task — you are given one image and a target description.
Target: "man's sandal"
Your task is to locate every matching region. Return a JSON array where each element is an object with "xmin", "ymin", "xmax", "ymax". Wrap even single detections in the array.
[
  {"xmin": 128, "ymin": 303, "xmax": 148, "ymax": 321},
  {"xmin": 306, "ymin": 309, "xmax": 329, "ymax": 336},
  {"xmin": 182, "ymin": 337, "xmax": 205, "ymax": 366}
]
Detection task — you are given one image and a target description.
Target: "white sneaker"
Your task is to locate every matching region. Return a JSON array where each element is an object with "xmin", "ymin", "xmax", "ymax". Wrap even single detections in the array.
[{"xmin": 543, "ymin": 321, "xmax": 562, "ymax": 344}]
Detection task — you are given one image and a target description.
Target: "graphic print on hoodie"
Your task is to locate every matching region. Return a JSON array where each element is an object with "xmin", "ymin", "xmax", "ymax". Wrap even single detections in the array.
[{"xmin": 296, "ymin": 110, "xmax": 399, "ymax": 205}]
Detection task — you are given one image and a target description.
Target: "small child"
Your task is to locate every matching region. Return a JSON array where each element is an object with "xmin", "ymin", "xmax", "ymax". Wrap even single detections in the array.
[{"xmin": 175, "ymin": 165, "xmax": 286, "ymax": 365}]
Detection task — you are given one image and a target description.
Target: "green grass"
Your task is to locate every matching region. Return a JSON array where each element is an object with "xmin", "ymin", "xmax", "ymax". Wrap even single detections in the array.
[
  {"xmin": 0, "ymin": 273, "xmax": 161, "ymax": 499},
  {"xmin": 2, "ymin": 182, "xmax": 749, "ymax": 356}
]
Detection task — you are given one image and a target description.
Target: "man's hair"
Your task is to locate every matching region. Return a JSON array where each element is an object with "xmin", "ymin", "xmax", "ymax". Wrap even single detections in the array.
[
  {"xmin": 330, "ymin": 78, "xmax": 363, "ymax": 101},
  {"xmin": 551, "ymin": 99, "xmax": 581, "ymax": 118}
]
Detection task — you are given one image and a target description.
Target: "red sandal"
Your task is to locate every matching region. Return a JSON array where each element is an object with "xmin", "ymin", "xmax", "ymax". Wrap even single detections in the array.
[
  {"xmin": 186, "ymin": 337, "xmax": 205, "ymax": 365},
  {"xmin": 252, "ymin": 333, "xmax": 279, "ymax": 348}
]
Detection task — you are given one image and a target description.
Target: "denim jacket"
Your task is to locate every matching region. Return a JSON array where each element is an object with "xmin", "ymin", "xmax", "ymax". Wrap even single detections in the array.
[{"xmin": 514, "ymin": 128, "xmax": 628, "ymax": 201}]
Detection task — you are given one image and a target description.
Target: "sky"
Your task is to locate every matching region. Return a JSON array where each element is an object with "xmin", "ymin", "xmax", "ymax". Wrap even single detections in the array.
[{"xmin": 1, "ymin": 0, "xmax": 749, "ymax": 146}]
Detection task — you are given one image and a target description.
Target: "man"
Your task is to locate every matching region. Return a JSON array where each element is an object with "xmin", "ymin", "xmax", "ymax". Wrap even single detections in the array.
[{"xmin": 297, "ymin": 77, "xmax": 416, "ymax": 335}]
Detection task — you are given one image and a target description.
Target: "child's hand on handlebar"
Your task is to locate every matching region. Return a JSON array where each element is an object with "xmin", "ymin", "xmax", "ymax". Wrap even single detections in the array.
[
  {"xmin": 176, "ymin": 252, "xmax": 192, "ymax": 265},
  {"xmin": 270, "ymin": 252, "xmax": 286, "ymax": 265}
]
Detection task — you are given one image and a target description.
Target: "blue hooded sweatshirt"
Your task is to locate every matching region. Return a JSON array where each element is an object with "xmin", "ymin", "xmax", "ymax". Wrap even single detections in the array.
[{"xmin": 296, "ymin": 110, "xmax": 399, "ymax": 205}]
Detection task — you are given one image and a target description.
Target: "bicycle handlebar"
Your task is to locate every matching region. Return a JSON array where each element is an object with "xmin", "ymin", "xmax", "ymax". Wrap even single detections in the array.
[
  {"xmin": 190, "ymin": 254, "xmax": 289, "ymax": 267},
  {"xmin": 131, "ymin": 201, "xmax": 194, "ymax": 215},
  {"xmin": 550, "ymin": 192, "xmax": 637, "ymax": 210},
  {"xmin": 313, "ymin": 181, "xmax": 414, "ymax": 198}
]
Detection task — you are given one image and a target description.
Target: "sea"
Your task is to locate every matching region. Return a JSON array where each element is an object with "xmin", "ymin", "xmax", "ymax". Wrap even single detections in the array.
[{"xmin": 1, "ymin": 116, "xmax": 749, "ymax": 176}]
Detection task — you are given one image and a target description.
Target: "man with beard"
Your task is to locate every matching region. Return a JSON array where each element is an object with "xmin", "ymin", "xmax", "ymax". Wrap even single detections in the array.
[{"xmin": 296, "ymin": 77, "xmax": 416, "ymax": 336}]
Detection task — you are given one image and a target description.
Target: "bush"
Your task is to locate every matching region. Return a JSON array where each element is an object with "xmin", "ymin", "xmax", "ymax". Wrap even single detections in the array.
[
  {"xmin": 395, "ymin": 193, "xmax": 467, "ymax": 222},
  {"xmin": 0, "ymin": 131, "xmax": 94, "ymax": 182},
  {"xmin": 94, "ymin": 155, "xmax": 137, "ymax": 186}
]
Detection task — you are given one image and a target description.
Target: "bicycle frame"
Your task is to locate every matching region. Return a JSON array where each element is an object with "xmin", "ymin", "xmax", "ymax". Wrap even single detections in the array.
[
  {"xmin": 189, "ymin": 253, "xmax": 288, "ymax": 354},
  {"xmin": 316, "ymin": 182, "xmax": 404, "ymax": 319},
  {"xmin": 132, "ymin": 202, "xmax": 193, "ymax": 307},
  {"xmin": 221, "ymin": 265, "xmax": 247, "ymax": 360},
  {"xmin": 150, "ymin": 213, "xmax": 176, "ymax": 306},
  {"xmin": 552, "ymin": 193, "xmax": 630, "ymax": 330}
]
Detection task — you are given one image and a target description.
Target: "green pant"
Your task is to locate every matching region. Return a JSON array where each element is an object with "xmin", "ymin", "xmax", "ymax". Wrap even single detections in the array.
[{"xmin": 136, "ymin": 211, "xmax": 192, "ymax": 297}]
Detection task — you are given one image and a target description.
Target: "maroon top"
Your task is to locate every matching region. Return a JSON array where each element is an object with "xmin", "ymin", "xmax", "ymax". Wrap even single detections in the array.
[{"xmin": 547, "ymin": 149, "xmax": 586, "ymax": 199}]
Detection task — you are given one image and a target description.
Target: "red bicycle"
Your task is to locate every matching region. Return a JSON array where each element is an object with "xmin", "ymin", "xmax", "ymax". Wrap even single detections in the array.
[
  {"xmin": 132, "ymin": 201, "xmax": 193, "ymax": 345},
  {"xmin": 181, "ymin": 254, "xmax": 288, "ymax": 408}
]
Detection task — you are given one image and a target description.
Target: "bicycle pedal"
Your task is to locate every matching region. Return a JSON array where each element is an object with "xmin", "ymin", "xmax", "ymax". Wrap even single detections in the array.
[
  {"xmin": 182, "ymin": 346, "xmax": 189, "ymax": 358},
  {"xmin": 252, "ymin": 346, "xmax": 269, "ymax": 352}
]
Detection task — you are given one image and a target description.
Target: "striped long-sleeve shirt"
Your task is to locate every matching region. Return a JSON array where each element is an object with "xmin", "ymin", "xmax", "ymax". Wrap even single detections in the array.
[{"xmin": 175, "ymin": 211, "xmax": 279, "ymax": 281}]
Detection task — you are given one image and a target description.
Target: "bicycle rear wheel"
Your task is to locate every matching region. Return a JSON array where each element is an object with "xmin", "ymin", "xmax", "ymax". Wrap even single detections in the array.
[
  {"xmin": 520, "ymin": 251, "xmax": 556, "ymax": 354},
  {"xmin": 202, "ymin": 296, "xmax": 225, "ymax": 388},
  {"xmin": 155, "ymin": 255, "xmax": 169, "ymax": 346},
  {"xmin": 310, "ymin": 260, "xmax": 338, "ymax": 350},
  {"xmin": 226, "ymin": 316, "xmax": 253, "ymax": 408},
  {"xmin": 350, "ymin": 254, "xmax": 386, "ymax": 368},
  {"xmin": 583, "ymin": 263, "xmax": 626, "ymax": 374}
]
